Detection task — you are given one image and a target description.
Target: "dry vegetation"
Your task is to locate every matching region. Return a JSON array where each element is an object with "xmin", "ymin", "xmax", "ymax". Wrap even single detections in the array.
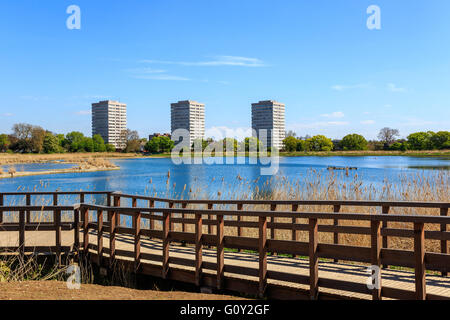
[
  {"xmin": 0, "ymin": 154, "xmax": 126, "ymax": 178},
  {"xmin": 0, "ymin": 152, "xmax": 140, "ymax": 166},
  {"xmin": 161, "ymin": 170, "xmax": 449, "ymax": 253}
]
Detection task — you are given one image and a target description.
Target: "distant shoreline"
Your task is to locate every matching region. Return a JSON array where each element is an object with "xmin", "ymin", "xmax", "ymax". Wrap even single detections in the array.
[
  {"xmin": 0, "ymin": 166, "xmax": 120, "ymax": 180},
  {"xmin": 142, "ymin": 150, "xmax": 450, "ymax": 158}
]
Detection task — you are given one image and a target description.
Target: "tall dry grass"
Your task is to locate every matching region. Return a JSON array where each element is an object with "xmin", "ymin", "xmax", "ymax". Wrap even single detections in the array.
[
  {"xmin": 0, "ymin": 153, "xmax": 139, "ymax": 166},
  {"xmin": 161, "ymin": 170, "xmax": 449, "ymax": 253}
]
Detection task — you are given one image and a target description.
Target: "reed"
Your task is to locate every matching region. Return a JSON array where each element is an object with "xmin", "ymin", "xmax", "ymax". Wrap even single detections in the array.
[{"xmin": 161, "ymin": 169, "xmax": 449, "ymax": 253}]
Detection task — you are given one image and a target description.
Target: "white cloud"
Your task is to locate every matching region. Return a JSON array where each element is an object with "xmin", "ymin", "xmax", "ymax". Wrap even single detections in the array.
[
  {"xmin": 331, "ymin": 84, "xmax": 370, "ymax": 91},
  {"xmin": 320, "ymin": 111, "xmax": 345, "ymax": 118},
  {"xmin": 125, "ymin": 67, "xmax": 166, "ymax": 74},
  {"xmin": 2, "ymin": 113, "xmax": 14, "ymax": 117},
  {"xmin": 387, "ymin": 83, "xmax": 406, "ymax": 92},
  {"xmin": 205, "ymin": 126, "xmax": 253, "ymax": 141},
  {"xmin": 141, "ymin": 55, "xmax": 267, "ymax": 67},
  {"xmin": 132, "ymin": 74, "xmax": 191, "ymax": 81},
  {"xmin": 360, "ymin": 120, "xmax": 375, "ymax": 125}
]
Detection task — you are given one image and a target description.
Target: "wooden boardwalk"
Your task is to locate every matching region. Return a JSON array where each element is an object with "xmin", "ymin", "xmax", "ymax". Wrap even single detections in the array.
[
  {"xmin": 1, "ymin": 229, "xmax": 450, "ymax": 300},
  {"xmin": 1, "ymin": 191, "xmax": 449, "ymax": 300}
]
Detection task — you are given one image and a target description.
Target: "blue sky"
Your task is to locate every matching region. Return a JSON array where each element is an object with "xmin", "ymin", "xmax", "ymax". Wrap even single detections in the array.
[{"xmin": 0, "ymin": 0, "xmax": 449, "ymax": 140}]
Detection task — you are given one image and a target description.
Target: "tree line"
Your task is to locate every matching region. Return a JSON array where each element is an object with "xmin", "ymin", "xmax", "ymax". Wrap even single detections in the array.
[
  {"xmin": 282, "ymin": 128, "xmax": 450, "ymax": 152},
  {"xmin": 0, "ymin": 123, "xmax": 144, "ymax": 154},
  {"xmin": 1, "ymin": 124, "xmax": 448, "ymax": 154}
]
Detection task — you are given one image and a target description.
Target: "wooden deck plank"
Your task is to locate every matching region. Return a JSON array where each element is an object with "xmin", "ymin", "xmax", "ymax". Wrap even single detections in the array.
[{"xmin": 1, "ymin": 230, "xmax": 449, "ymax": 300}]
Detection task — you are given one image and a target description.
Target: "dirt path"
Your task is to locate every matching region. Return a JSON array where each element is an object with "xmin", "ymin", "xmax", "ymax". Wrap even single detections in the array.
[{"xmin": 0, "ymin": 281, "xmax": 245, "ymax": 300}]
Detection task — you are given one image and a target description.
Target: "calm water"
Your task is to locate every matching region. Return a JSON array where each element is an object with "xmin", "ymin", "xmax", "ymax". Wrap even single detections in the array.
[{"xmin": 0, "ymin": 156, "xmax": 449, "ymax": 204}]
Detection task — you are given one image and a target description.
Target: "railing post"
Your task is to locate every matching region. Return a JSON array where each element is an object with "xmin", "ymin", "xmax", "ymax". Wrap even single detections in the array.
[
  {"xmin": 207, "ymin": 203, "xmax": 213, "ymax": 249},
  {"xmin": 291, "ymin": 204, "xmax": 298, "ymax": 241},
  {"xmin": 114, "ymin": 195, "xmax": 121, "ymax": 227},
  {"xmin": 106, "ymin": 193, "xmax": 111, "ymax": 223},
  {"xmin": 370, "ymin": 220, "xmax": 382, "ymax": 300},
  {"xmin": 53, "ymin": 194, "xmax": 58, "ymax": 206},
  {"xmin": 440, "ymin": 207, "xmax": 448, "ymax": 277},
  {"xmin": 237, "ymin": 203, "xmax": 243, "ymax": 236},
  {"xmin": 74, "ymin": 208, "xmax": 80, "ymax": 251},
  {"xmin": 181, "ymin": 202, "xmax": 187, "ymax": 232},
  {"xmin": 134, "ymin": 210, "xmax": 141, "ymax": 273},
  {"xmin": 19, "ymin": 210, "xmax": 25, "ymax": 260},
  {"xmin": 162, "ymin": 211, "xmax": 170, "ymax": 279},
  {"xmin": 97, "ymin": 209, "xmax": 103, "ymax": 265},
  {"xmin": 131, "ymin": 197, "xmax": 137, "ymax": 229},
  {"xmin": 0, "ymin": 194, "xmax": 3, "ymax": 224},
  {"xmin": 237, "ymin": 203, "xmax": 243, "ymax": 252},
  {"xmin": 333, "ymin": 205, "xmax": 341, "ymax": 263},
  {"xmin": 309, "ymin": 218, "xmax": 319, "ymax": 300},
  {"xmin": 195, "ymin": 213, "xmax": 203, "ymax": 286},
  {"xmin": 83, "ymin": 207, "xmax": 89, "ymax": 253},
  {"xmin": 270, "ymin": 204, "xmax": 276, "ymax": 240},
  {"xmin": 168, "ymin": 202, "xmax": 174, "ymax": 233},
  {"xmin": 149, "ymin": 200, "xmax": 155, "ymax": 239},
  {"xmin": 207, "ymin": 203, "xmax": 213, "ymax": 236},
  {"xmin": 291, "ymin": 204, "xmax": 299, "ymax": 258},
  {"xmin": 259, "ymin": 215, "xmax": 267, "ymax": 298},
  {"xmin": 414, "ymin": 222, "xmax": 426, "ymax": 300},
  {"xmin": 381, "ymin": 205, "xmax": 390, "ymax": 269},
  {"xmin": 270, "ymin": 204, "xmax": 277, "ymax": 256},
  {"xmin": 26, "ymin": 194, "xmax": 31, "ymax": 223},
  {"xmin": 217, "ymin": 214, "xmax": 224, "ymax": 290},
  {"xmin": 109, "ymin": 209, "xmax": 116, "ymax": 267},
  {"xmin": 54, "ymin": 208, "xmax": 61, "ymax": 266}
]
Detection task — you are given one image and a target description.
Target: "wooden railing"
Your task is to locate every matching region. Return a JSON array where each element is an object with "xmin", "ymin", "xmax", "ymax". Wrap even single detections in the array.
[{"xmin": 0, "ymin": 191, "xmax": 449, "ymax": 300}]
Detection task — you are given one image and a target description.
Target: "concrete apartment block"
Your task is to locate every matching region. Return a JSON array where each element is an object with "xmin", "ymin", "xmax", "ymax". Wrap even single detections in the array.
[
  {"xmin": 171, "ymin": 100, "xmax": 205, "ymax": 146},
  {"xmin": 92, "ymin": 100, "xmax": 127, "ymax": 149},
  {"xmin": 251, "ymin": 100, "xmax": 286, "ymax": 150}
]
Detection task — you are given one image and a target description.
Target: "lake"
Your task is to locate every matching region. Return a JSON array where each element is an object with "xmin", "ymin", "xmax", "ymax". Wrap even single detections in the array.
[{"xmin": 0, "ymin": 156, "xmax": 449, "ymax": 204}]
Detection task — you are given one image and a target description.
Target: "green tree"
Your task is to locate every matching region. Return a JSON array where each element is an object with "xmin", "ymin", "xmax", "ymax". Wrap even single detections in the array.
[
  {"xmin": 306, "ymin": 135, "xmax": 333, "ymax": 151},
  {"xmin": 430, "ymin": 131, "xmax": 450, "ymax": 149},
  {"xmin": 92, "ymin": 134, "xmax": 106, "ymax": 152},
  {"xmin": 282, "ymin": 136, "xmax": 298, "ymax": 152},
  {"xmin": 222, "ymin": 138, "xmax": 238, "ymax": 152},
  {"xmin": 30, "ymin": 127, "xmax": 46, "ymax": 153},
  {"xmin": 407, "ymin": 132, "xmax": 434, "ymax": 150},
  {"xmin": 105, "ymin": 144, "xmax": 116, "ymax": 152},
  {"xmin": 340, "ymin": 134, "xmax": 368, "ymax": 151},
  {"xmin": 65, "ymin": 131, "xmax": 85, "ymax": 152},
  {"xmin": 43, "ymin": 133, "xmax": 60, "ymax": 153},
  {"xmin": 0, "ymin": 134, "xmax": 10, "ymax": 152},
  {"xmin": 81, "ymin": 137, "xmax": 94, "ymax": 152},
  {"xmin": 145, "ymin": 137, "xmax": 161, "ymax": 153},
  {"xmin": 159, "ymin": 136, "xmax": 174, "ymax": 153},
  {"xmin": 243, "ymin": 137, "xmax": 261, "ymax": 152},
  {"xmin": 296, "ymin": 139, "xmax": 308, "ymax": 152}
]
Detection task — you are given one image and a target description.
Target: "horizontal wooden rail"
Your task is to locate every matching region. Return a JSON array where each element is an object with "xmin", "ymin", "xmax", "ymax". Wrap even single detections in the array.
[{"xmin": 0, "ymin": 191, "xmax": 449, "ymax": 301}]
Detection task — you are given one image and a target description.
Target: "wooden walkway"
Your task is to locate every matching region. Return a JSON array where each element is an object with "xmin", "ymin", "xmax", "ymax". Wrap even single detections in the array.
[
  {"xmin": 1, "ymin": 229, "xmax": 450, "ymax": 300},
  {"xmin": 1, "ymin": 191, "xmax": 449, "ymax": 300}
]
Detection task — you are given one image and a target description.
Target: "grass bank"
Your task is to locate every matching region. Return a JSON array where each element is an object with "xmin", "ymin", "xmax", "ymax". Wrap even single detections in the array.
[
  {"xmin": 0, "ymin": 152, "xmax": 142, "ymax": 166},
  {"xmin": 144, "ymin": 150, "xmax": 450, "ymax": 158},
  {"xmin": 0, "ymin": 157, "xmax": 121, "ymax": 179}
]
